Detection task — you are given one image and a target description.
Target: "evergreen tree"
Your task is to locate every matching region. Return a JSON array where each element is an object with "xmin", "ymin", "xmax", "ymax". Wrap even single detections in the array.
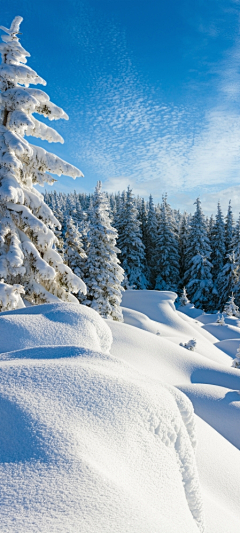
[
  {"xmin": 224, "ymin": 293, "xmax": 239, "ymax": 317},
  {"xmin": 211, "ymin": 203, "xmax": 225, "ymax": 281},
  {"xmin": 81, "ymin": 182, "xmax": 124, "ymax": 321},
  {"xmin": 64, "ymin": 217, "xmax": 87, "ymax": 280},
  {"xmin": 233, "ymin": 213, "xmax": 240, "ymax": 264},
  {"xmin": 0, "ymin": 17, "xmax": 86, "ymax": 304},
  {"xmin": 117, "ymin": 187, "xmax": 148, "ymax": 289},
  {"xmin": 139, "ymin": 197, "xmax": 148, "ymax": 252},
  {"xmin": 184, "ymin": 198, "xmax": 214, "ymax": 310},
  {"xmin": 154, "ymin": 195, "xmax": 180, "ymax": 291},
  {"xmin": 179, "ymin": 287, "xmax": 190, "ymax": 307},
  {"xmin": 232, "ymin": 344, "xmax": 240, "ymax": 368},
  {"xmin": 216, "ymin": 252, "xmax": 239, "ymax": 310},
  {"xmin": 225, "ymin": 201, "xmax": 234, "ymax": 260},
  {"xmin": 179, "ymin": 212, "xmax": 190, "ymax": 284},
  {"xmin": 146, "ymin": 194, "xmax": 158, "ymax": 287}
]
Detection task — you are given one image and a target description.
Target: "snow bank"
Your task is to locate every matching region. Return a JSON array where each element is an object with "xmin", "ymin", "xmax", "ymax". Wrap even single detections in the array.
[
  {"xmin": 202, "ymin": 323, "xmax": 240, "ymax": 341},
  {"xmin": 111, "ymin": 290, "xmax": 240, "ymax": 531},
  {"xmin": 0, "ymin": 302, "xmax": 205, "ymax": 532},
  {"xmin": 178, "ymin": 302, "xmax": 203, "ymax": 319},
  {"xmin": 121, "ymin": 290, "xmax": 230, "ymax": 364},
  {"xmin": 0, "ymin": 302, "xmax": 112, "ymax": 354}
]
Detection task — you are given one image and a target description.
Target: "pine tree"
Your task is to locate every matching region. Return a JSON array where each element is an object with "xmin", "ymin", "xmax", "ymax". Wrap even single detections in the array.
[
  {"xmin": 232, "ymin": 344, "xmax": 240, "ymax": 368},
  {"xmin": 146, "ymin": 194, "xmax": 158, "ymax": 287},
  {"xmin": 154, "ymin": 195, "xmax": 180, "ymax": 291},
  {"xmin": 217, "ymin": 252, "xmax": 239, "ymax": 310},
  {"xmin": 225, "ymin": 201, "xmax": 234, "ymax": 260},
  {"xmin": 184, "ymin": 198, "xmax": 214, "ymax": 310},
  {"xmin": 117, "ymin": 187, "xmax": 148, "ymax": 289},
  {"xmin": 179, "ymin": 212, "xmax": 190, "ymax": 284},
  {"xmin": 179, "ymin": 287, "xmax": 190, "ymax": 306},
  {"xmin": 64, "ymin": 217, "xmax": 87, "ymax": 280},
  {"xmin": 211, "ymin": 203, "xmax": 225, "ymax": 281},
  {"xmin": 0, "ymin": 17, "xmax": 86, "ymax": 304},
  {"xmin": 224, "ymin": 293, "xmax": 239, "ymax": 317},
  {"xmin": 81, "ymin": 182, "xmax": 124, "ymax": 321}
]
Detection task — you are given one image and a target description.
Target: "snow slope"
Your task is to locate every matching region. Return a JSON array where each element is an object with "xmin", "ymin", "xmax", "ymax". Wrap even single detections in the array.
[
  {"xmin": 109, "ymin": 290, "xmax": 240, "ymax": 533},
  {"xmin": 1, "ymin": 291, "xmax": 240, "ymax": 533},
  {"xmin": 0, "ymin": 302, "xmax": 204, "ymax": 533}
]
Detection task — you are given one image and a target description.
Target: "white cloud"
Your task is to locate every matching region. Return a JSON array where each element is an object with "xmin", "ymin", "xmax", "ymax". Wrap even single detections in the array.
[{"xmin": 67, "ymin": 1, "xmax": 240, "ymax": 210}]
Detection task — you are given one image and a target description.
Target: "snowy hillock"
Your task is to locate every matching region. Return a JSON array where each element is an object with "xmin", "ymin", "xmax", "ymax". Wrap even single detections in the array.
[
  {"xmin": 0, "ymin": 301, "xmax": 204, "ymax": 533},
  {"xmin": 0, "ymin": 302, "xmax": 112, "ymax": 354},
  {"xmin": 108, "ymin": 290, "xmax": 240, "ymax": 533},
  {"xmin": 1, "ymin": 291, "xmax": 240, "ymax": 532}
]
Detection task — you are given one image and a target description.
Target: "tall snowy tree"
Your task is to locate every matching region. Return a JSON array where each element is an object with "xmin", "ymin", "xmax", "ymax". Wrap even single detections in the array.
[
  {"xmin": 211, "ymin": 203, "xmax": 225, "ymax": 282},
  {"xmin": 184, "ymin": 198, "xmax": 214, "ymax": 310},
  {"xmin": 154, "ymin": 195, "xmax": 180, "ymax": 292},
  {"xmin": 146, "ymin": 194, "xmax": 158, "ymax": 287},
  {"xmin": 225, "ymin": 201, "xmax": 234, "ymax": 260},
  {"xmin": 0, "ymin": 16, "xmax": 86, "ymax": 304},
  {"xmin": 81, "ymin": 182, "xmax": 124, "ymax": 321},
  {"xmin": 117, "ymin": 187, "xmax": 148, "ymax": 289},
  {"xmin": 217, "ymin": 252, "xmax": 239, "ymax": 310},
  {"xmin": 179, "ymin": 211, "xmax": 190, "ymax": 285},
  {"xmin": 64, "ymin": 217, "xmax": 87, "ymax": 281}
]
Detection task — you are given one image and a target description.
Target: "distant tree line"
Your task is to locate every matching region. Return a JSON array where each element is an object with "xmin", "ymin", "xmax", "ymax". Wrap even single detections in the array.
[{"xmin": 44, "ymin": 187, "xmax": 240, "ymax": 312}]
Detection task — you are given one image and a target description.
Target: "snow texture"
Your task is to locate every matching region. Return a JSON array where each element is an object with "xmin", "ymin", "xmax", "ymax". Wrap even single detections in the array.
[{"xmin": 0, "ymin": 300, "xmax": 204, "ymax": 533}]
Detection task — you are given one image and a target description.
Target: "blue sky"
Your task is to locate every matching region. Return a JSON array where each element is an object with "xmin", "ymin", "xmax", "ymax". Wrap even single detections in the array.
[{"xmin": 2, "ymin": 0, "xmax": 240, "ymax": 214}]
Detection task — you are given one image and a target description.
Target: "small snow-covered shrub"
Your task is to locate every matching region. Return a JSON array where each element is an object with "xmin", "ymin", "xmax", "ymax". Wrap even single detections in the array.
[
  {"xmin": 180, "ymin": 339, "xmax": 197, "ymax": 351},
  {"xmin": 216, "ymin": 313, "xmax": 225, "ymax": 325},
  {"xmin": 0, "ymin": 280, "xmax": 25, "ymax": 312},
  {"xmin": 232, "ymin": 345, "xmax": 240, "ymax": 369},
  {"xmin": 224, "ymin": 294, "xmax": 239, "ymax": 317},
  {"xmin": 179, "ymin": 287, "xmax": 190, "ymax": 307}
]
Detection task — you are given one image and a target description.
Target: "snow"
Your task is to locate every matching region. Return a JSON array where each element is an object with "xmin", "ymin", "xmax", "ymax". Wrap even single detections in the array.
[
  {"xmin": 0, "ymin": 300, "xmax": 204, "ymax": 533},
  {"xmin": 0, "ymin": 290, "xmax": 240, "ymax": 532},
  {"xmin": 0, "ymin": 302, "xmax": 112, "ymax": 354}
]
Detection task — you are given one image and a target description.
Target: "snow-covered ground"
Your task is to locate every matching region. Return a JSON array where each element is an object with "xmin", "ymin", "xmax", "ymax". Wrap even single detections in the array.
[{"xmin": 0, "ymin": 291, "xmax": 239, "ymax": 532}]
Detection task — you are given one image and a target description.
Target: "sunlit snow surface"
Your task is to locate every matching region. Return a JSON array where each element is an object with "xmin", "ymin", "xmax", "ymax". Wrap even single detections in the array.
[{"xmin": 0, "ymin": 292, "xmax": 239, "ymax": 531}]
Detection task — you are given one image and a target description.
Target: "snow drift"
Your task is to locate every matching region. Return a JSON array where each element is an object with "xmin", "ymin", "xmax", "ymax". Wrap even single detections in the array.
[{"xmin": 0, "ymin": 301, "xmax": 204, "ymax": 533}]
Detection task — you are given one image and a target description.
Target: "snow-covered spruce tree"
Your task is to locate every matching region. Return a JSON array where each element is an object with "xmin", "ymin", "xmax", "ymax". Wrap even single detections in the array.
[
  {"xmin": 179, "ymin": 211, "xmax": 190, "ymax": 284},
  {"xmin": 179, "ymin": 287, "xmax": 190, "ymax": 307},
  {"xmin": 232, "ymin": 344, "xmax": 240, "ymax": 368},
  {"xmin": 80, "ymin": 181, "xmax": 124, "ymax": 321},
  {"xmin": 154, "ymin": 195, "xmax": 180, "ymax": 292},
  {"xmin": 184, "ymin": 198, "xmax": 214, "ymax": 310},
  {"xmin": 117, "ymin": 187, "xmax": 148, "ymax": 289},
  {"xmin": 146, "ymin": 194, "xmax": 158, "ymax": 287},
  {"xmin": 217, "ymin": 252, "xmax": 239, "ymax": 311},
  {"xmin": 211, "ymin": 202, "xmax": 225, "ymax": 282},
  {"xmin": 64, "ymin": 217, "xmax": 87, "ymax": 280},
  {"xmin": 224, "ymin": 293, "xmax": 239, "ymax": 317},
  {"xmin": 225, "ymin": 201, "xmax": 234, "ymax": 260},
  {"xmin": 0, "ymin": 17, "xmax": 86, "ymax": 304},
  {"xmin": 138, "ymin": 197, "xmax": 148, "ymax": 252}
]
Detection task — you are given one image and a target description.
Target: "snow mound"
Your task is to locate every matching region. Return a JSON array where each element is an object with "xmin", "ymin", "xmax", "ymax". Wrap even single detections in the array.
[
  {"xmin": 179, "ymin": 383, "xmax": 240, "ymax": 449},
  {"xmin": 202, "ymin": 323, "xmax": 240, "ymax": 341},
  {"xmin": 0, "ymin": 302, "xmax": 112, "ymax": 354},
  {"xmin": 121, "ymin": 291, "xmax": 230, "ymax": 364},
  {"xmin": 122, "ymin": 306, "xmax": 161, "ymax": 334},
  {"xmin": 0, "ymin": 342, "xmax": 204, "ymax": 532},
  {"xmin": 215, "ymin": 339, "xmax": 240, "ymax": 358},
  {"xmin": 178, "ymin": 302, "xmax": 203, "ymax": 319}
]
